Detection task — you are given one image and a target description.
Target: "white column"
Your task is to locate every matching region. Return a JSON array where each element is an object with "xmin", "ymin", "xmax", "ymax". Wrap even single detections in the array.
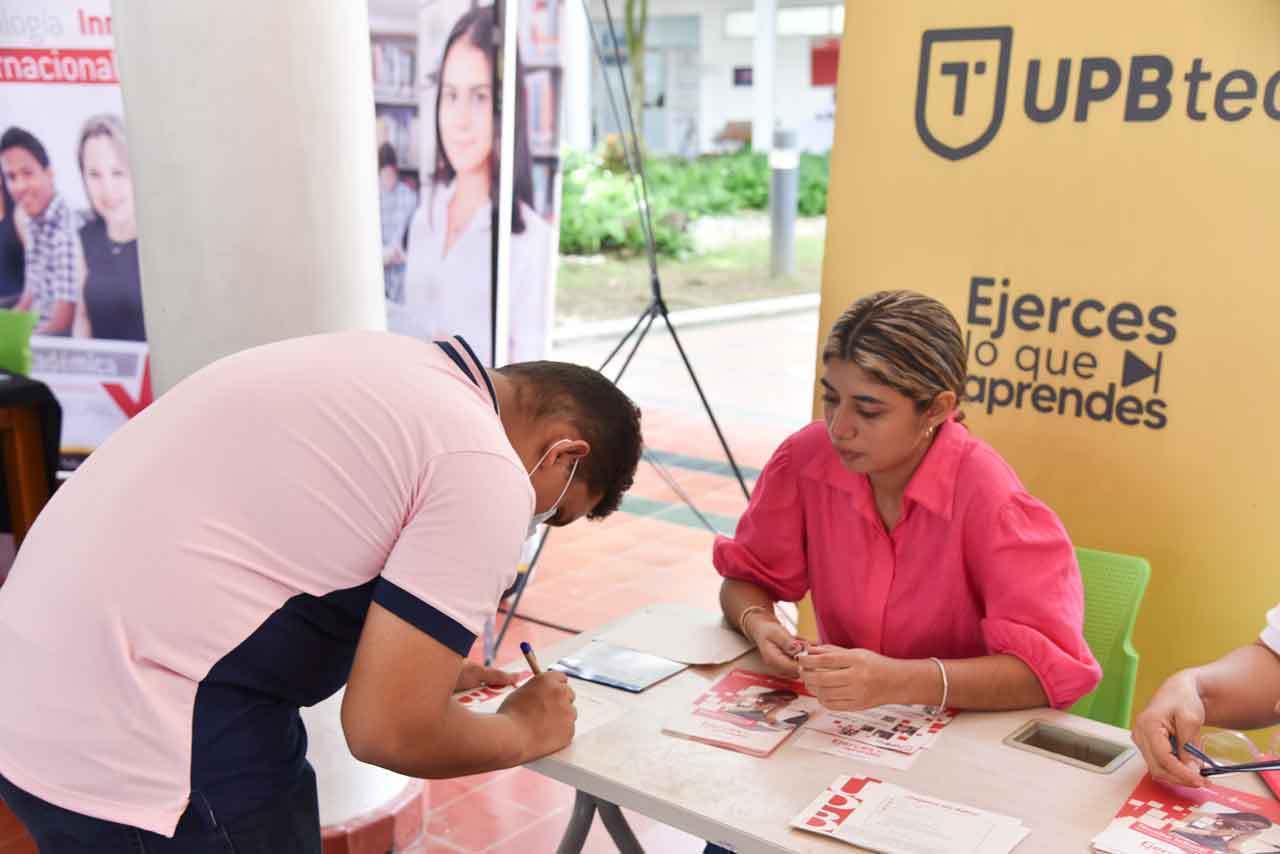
[
  {"xmin": 112, "ymin": 1, "xmax": 404, "ymax": 830},
  {"xmin": 112, "ymin": 0, "xmax": 386, "ymax": 396},
  {"xmin": 564, "ymin": 0, "xmax": 593, "ymax": 152},
  {"xmin": 304, "ymin": 690, "xmax": 409, "ymax": 828},
  {"xmin": 752, "ymin": 0, "xmax": 777, "ymax": 151}
]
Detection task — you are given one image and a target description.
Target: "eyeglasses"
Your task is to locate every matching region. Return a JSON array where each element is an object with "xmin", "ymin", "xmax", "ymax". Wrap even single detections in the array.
[{"xmin": 1172, "ymin": 731, "xmax": 1280, "ymax": 778}]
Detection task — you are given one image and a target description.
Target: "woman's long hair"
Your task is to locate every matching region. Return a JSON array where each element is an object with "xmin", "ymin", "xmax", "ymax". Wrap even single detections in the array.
[{"xmin": 432, "ymin": 4, "xmax": 534, "ymax": 234}]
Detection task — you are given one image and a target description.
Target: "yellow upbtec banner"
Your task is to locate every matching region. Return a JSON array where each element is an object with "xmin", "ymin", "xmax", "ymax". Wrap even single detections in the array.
[{"xmin": 821, "ymin": 2, "xmax": 1280, "ymax": 721}]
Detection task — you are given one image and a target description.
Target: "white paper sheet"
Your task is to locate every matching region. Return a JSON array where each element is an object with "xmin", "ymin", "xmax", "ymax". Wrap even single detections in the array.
[
  {"xmin": 846, "ymin": 786, "xmax": 1027, "ymax": 854},
  {"xmin": 792, "ymin": 776, "xmax": 1028, "ymax": 854}
]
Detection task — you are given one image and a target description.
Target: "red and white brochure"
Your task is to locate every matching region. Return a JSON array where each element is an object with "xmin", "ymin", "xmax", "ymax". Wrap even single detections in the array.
[
  {"xmin": 791, "ymin": 775, "xmax": 1028, "ymax": 854},
  {"xmin": 1091, "ymin": 773, "xmax": 1280, "ymax": 853},
  {"xmin": 803, "ymin": 704, "xmax": 957, "ymax": 756},
  {"xmin": 661, "ymin": 668, "xmax": 822, "ymax": 758},
  {"xmin": 453, "ymin": 670, "xmax": 533, "ymax": 713},
  {"xmin": 791, "ymin": 730, "xmax": 921, "ymax": 771}
]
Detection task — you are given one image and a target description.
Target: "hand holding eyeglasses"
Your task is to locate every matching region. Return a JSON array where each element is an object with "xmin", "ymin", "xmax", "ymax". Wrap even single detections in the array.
[
  {"xmin": 1171, "ymin": 736, "xmax": 1280, "ymax": 778},
  {"xmin": 1131, "ymin": 670, "xmax": 1209, "ymax": 788}
]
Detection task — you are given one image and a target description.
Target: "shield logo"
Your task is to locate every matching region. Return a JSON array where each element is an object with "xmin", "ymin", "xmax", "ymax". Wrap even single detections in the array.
[{"xmin": 915, "ymin": 27, "xmax": 1013, "ymax": 161}]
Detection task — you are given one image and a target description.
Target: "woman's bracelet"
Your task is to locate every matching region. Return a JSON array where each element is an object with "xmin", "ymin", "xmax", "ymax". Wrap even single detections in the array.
[
  {"xmin": 738, "ymin": 604, "xmax": 771, "ymax": 640},
  {"xmin": 929, "ymin": 656, "xmax": 949, "ymax": 714}
]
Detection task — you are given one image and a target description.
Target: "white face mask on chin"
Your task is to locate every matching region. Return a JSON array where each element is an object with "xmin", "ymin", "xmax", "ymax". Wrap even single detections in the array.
[{"xmin": 526, "ymin": 439, "xmax": 579, "ymax": 539}]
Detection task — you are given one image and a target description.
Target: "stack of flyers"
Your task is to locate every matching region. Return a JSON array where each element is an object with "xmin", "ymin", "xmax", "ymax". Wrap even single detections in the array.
[
  {"xmin": 1091, "ymin": 774, "xmax": 1280, "ymax": 853},
  {"xmin": 795, "ymin": 704, "xmax": 957, "ymax": 770},
  {"xmin": 791, "ymin": 775, "xmax": 1029, "ymax": 854},
  {"xmin": 453, "ymin": 671, "xmax": 533, "ymax": 713},
  {"xmin": 661, "ymin": 669, "xmax": 823, "ymax": 758}
]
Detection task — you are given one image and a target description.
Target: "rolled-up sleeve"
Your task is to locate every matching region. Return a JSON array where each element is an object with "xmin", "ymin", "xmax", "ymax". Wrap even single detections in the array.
[
  {"xmin": 377, "ymin": 451, "xmax": 530, "ymax": 657},
  {"xmin": 712, "ymin": 439, "xmax": 809, "ymax": 603},
  {"xmin": 973, "ymin": 492, "xmax": 1102, "ymax": 709}
]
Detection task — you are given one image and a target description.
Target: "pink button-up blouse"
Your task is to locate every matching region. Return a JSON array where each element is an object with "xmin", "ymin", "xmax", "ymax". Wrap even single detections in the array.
[{"xmin": 713, "ymin": 419, "xmax": 1102, "ymax": 709}]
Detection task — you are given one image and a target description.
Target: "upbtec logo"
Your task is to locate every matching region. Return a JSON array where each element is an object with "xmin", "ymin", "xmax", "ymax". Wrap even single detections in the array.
[{"xmin": 915, "ymin": 26, "xmax": 1280, "ymax": 160}]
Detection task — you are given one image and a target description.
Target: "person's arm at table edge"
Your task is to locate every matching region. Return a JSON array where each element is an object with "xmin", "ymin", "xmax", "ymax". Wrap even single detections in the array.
[{"xmin": 341, "ymin": 602, "xmax": 571, "ymax": 778}]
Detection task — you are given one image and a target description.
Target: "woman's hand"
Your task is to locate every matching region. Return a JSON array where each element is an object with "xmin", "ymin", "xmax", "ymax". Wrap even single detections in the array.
[
  {"xmin": 798, "ymin": 645, "xmax": 902, "ymax": 712},
  {"xmin": 746, "ymin": 615, "xmax": 806, "ymax": 678},
  {"xmin": 1132, "ymin": 670, "xmax": 1208, "ymax": 788}
]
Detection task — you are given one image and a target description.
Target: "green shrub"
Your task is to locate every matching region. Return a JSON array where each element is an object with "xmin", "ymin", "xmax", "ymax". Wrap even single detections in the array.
[
  {"xmin": 715, "ymin": 151, "xmax": 770, "ymax": 210},
  {"xmin": 558, "ymin": 148, "xmax": 830, "ymax": 256},
  {"xmin": 559, "ymin": 152, "xmax": 693, "ymax": 256},
  {"xmin": 797, "ymin": 152, "xmax": 829, "ymax": 217}
]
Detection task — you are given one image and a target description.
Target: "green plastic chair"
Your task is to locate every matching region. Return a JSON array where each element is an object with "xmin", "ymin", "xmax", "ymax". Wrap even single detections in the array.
[{"xmin": 1068, "ymin": 547, "xmax": 1151, "ymax": 728}]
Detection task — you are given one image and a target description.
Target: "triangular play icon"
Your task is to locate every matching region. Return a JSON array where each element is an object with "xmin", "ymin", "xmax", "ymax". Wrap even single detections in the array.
[{"xmin": 1122, "ymin": 351, "xmax": 1157, "ymax": 388}]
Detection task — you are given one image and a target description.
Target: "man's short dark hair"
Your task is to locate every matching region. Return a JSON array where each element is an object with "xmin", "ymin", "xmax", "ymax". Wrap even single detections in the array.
[
  {"xmin": 0, "ymin": 127, "xmax": 50, "ymax": 169},
  {"xmin": 497, "ymin": 361, "xmax": 642, "ymax": 520},
  {"xmin": 377, "ymin": 142, "xmax": 398, "ymax": 172}
]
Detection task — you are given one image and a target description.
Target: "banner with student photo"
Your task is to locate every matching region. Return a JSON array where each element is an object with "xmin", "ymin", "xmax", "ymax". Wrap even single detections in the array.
[
  {"xmin": 383, "ymin": 0, "xmax": 563, "ymax": 367},
  {"xmin": 0, "ymin": 0, "xmax": 150, "ymax": 470}
]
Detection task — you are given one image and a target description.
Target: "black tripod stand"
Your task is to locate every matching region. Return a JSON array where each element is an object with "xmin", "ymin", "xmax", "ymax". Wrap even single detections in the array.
[
  {"xmin": 595, "ymin": 287, "xmax": 751, "ymax": 502},
  {"xmin": 583, "ymin": 0, "xmax": 751, "ymax": 502}
]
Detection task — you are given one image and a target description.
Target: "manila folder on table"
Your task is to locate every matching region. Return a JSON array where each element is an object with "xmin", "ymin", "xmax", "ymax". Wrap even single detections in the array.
[{"xmin": 595, "ymin": 602, "xmax": 753, "ymax": 665}]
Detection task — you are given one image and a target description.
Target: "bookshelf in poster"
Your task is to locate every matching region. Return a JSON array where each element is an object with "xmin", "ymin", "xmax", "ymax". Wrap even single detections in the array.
[
  {"xmin": 524, "ymin": 69, "xmax": 559, "ymax": 158},
  {"xmin": 519, "ymin": 0, "xmax": 561, "ymax": 66},
  {"xmin": 531, "ymin": 162, "xmax": 555, "ymax": 216},
  {"xmin": 661, "ymin": 669, "xmax": 821, "ymax": 758},
  {"xmin": 375, "ymin": 105, "xmax": 420, "ymax": 171},
  {"xmin": 1091, "ymin": 773, "xmax": 1280, "ymax": 853},
  {"xmin": 371, "ymin": 36, "xmax": 417, "ymax": 101}
]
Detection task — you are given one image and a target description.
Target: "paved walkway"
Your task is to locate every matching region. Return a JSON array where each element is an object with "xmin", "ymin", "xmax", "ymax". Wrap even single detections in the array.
[
  {"xmin": 553, "ymin": 307, "xmax": 820, "ymax": 443},
  {"xmin": 691, "ymin": 212, "xmax": 826, "ymax": 252}
]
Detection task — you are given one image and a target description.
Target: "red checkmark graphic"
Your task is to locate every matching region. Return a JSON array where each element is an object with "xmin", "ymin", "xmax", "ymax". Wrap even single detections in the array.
[{"xmin": 102, "ymin": 356, "xmax": 153, "ymax": 418}]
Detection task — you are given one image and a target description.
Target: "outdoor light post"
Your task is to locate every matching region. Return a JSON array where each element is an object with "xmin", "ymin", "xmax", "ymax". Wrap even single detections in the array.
[{"xmin": 769, "ymin": 127, "xmax": 798, "ymax": 277}]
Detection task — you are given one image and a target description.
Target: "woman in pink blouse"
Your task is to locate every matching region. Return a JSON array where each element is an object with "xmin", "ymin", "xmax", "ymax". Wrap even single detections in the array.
[{"xmin": 716, "ymin": 290, "xmax": 1101, "ymax": 713}]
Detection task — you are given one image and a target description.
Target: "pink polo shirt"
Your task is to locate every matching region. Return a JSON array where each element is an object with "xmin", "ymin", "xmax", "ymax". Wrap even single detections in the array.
[
  {"xmin": 0, "ymin": 332, "xmax": 532, "ymax": 835},
  {"xmin": 714, "ymin": 419, "xmax": 1101, "ymax": 709}
]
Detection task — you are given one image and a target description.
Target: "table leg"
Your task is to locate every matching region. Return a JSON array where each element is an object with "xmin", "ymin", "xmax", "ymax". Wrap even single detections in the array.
[
  {"xmin": 555, "ymin": 790, "xmax": 598, "ymax": 854},
  {"xmin": 596, "ymin": 799, "xmax": 644, "ymax": 853},
  {"xmin": 482, "ymin": 615, "xmax": 496, "ymax": 665}
]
